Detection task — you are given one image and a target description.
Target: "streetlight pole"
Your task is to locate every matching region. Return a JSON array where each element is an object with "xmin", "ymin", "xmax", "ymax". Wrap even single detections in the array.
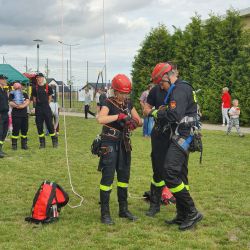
[
  {"xmin": 58, "ymin": 41, "xmax": 80, "ymax": 108},
  {"xmin": 33, "ymin": 39, "xmax": 43, "ymax": 72}
]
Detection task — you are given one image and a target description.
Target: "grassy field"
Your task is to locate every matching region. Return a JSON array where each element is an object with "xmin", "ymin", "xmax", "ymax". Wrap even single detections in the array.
[{"xmin": 0, "ymin": 116, "xmax": 249, "ymax": 250}]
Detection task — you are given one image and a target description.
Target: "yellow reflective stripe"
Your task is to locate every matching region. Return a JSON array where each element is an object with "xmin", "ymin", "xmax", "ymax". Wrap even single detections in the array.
[
  {"xmin": 38, "ymin": 133, "xmax": 45, "ymax": 138},
  {"xmin": 170, "ymin": 182, "xmax": 185, "ymax": 193},
  {"xmin": 117, "ymin": 182, "xmax": 128, "ymax": 188},
  {"xmin": 11, "ymin": 135, "xmax": 19, "ymax": 139},
  {"xmin": 20, "ymin": 135, "xmax": 27, "ymax": 138},
  {"xmin": 151, "ymin": 179, "xmax": 165, "ymax": 187},
  {"xmin": 49, "ymin": 133, "xmax": 56, "ymax": 137},
  {"xmin": 0, "ymin": 141, "xmax": 3, "ymax": 145},
  {"xmin": 193, "ymin": 91, "xmax": 197, "ymax": 103},
  {"xmin": 185, "ymin": 185, "xmax": 190, "ymax": 191},
  {"xmin": 100, "ymin": 184, "xmax": 112, "ymax": 191}
]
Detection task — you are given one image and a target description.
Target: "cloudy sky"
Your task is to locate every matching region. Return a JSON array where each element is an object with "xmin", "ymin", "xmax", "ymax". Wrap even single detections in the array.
[{"xmin": 0, "ymin": 0, "xmax": 249, "ymax": 85}]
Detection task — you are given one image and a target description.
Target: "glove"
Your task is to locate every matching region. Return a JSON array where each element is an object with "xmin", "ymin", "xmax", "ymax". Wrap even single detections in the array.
[
  {"xmin": 117, "ymin": 113, "xmax": 129, "ymax": 121},
  {"xmin": 126, "ymin": 118, "xmax": 139, "ymax": 131},
  {"xmin": 149, "ymin": 109, "xmax": 158, "ymax": 119},
  {"xmin": 161, "ymin": 186, "xmax": 176, "ymax": 205}
]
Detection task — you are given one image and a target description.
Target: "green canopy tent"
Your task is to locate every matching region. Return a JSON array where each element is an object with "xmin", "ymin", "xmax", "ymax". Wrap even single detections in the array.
[{"xmin": 0, "ymin": 64, "xmax": 29, "ymax": 85}]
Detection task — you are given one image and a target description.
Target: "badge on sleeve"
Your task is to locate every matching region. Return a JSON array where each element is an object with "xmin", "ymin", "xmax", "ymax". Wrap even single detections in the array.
[{"xmin": 170, "ymin": 100, "xmax": 176, "ymax": 109}]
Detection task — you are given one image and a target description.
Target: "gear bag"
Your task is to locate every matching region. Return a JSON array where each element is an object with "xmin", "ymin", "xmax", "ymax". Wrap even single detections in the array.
[{"xmin": 25, "ymin": 181, "xmax": 69, "ymax": 224}]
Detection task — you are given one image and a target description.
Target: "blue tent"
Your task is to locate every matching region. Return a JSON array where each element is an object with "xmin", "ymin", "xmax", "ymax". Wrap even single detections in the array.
[{"xmin": 0, "ymin": 64, "xmax": 29, "ymax": 84}]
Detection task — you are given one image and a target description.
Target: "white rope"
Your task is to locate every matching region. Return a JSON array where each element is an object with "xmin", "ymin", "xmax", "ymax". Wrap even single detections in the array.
[
  {"xmin": 102, "ymin": 0, "xmax": 107, "ymax": 83},
  {"xmin": 60, "ymin": 0, "xmax": 84, "ymax": 208}
]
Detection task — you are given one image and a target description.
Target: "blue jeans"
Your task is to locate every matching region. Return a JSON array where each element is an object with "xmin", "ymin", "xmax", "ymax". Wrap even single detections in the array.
[{"xmin": 143, "ymin": 117, "xmax": 154, "ymax": 136}]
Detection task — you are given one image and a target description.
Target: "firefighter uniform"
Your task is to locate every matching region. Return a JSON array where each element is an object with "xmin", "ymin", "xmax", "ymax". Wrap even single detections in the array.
[
  {"xmin": 31, "ymin": 79, "xmax": 58, "ymax": 148},
  {"xmin": 98, "ymin": 74, "xmax": 140, "ymax": 225},
  {"xmin": 9, "ymin": 91, "xmax": 29, "ymax": 150},
  {"xmin": 145, "ymin": 85, "xmax": 171, "ymax": 216},
  {"xmin": 0, "ymin": 78, "xmax": 9, "ymax": 158},
  {"xmin": 151, "ymin": 62, "xmax": 203, "ymax": 231}
]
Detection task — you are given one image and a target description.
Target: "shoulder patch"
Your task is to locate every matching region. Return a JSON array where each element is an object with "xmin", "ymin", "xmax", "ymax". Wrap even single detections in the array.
[{"xmin": 170, "ymin": 100, "xmax": 176, "ymax": 109}]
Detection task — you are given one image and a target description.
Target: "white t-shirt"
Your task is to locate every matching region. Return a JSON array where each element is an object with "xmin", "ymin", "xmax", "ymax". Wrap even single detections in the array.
[
  {"xmin": 228, "ymin": 107, "xmax": 240, "ymax": 119},
  {"xmin": 95, "ymin": 92, "xmax": 100, "ymax": 103}
]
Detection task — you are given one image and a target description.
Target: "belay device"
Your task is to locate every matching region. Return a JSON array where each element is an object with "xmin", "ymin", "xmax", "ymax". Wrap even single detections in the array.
[{"xmin": 25, "ymin": 181, "xmax": 69, "ymax": 224}]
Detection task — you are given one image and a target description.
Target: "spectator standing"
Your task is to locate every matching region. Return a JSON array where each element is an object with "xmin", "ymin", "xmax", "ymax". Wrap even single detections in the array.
[
  {"xmin": 99, "ymin": 88, "xmax": 107, "ymax": 109},
  {"xmin": 84, "ymin": 88, "xmax": 95, "ymax": 119},
  {"xmin": 221, "ymin": 87, "xmax": 231, "ymax": 126},
  {"xmin": 227, "ymin": 99, "xmax": 244, "ymax": 137},
  {"xmin": 140, "ymin": 84, "xmax": 154, "ymax": 137},
  {"xmin": 95, "ymin": 89, "xmax": 101, "ymax": 116}
]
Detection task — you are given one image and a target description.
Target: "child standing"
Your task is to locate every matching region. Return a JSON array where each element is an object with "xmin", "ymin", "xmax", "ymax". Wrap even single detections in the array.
[{"xmin": 227, "ymin": 99, "xmax": 244, "ymax": 137}]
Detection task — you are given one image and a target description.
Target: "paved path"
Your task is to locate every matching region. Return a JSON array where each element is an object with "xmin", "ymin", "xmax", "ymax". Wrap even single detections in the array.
[{"xmin": 60, "ymin": 112, "xmax": 250, "ymax": 134}]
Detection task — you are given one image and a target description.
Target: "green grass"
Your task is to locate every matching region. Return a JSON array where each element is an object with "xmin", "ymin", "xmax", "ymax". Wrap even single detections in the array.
[{"xmin": 0, "ymin": 117, "xmax": 249, "ymax": 250}]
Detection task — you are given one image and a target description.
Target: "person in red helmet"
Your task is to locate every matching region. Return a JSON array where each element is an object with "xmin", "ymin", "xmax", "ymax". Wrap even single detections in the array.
[
  {"xmin": 143, "ymin": 62, "xmax": 177, "ymax": 217},
  {"xmin": 148, "ymin": 62, "xmax": 203, "ymax": 231},
  {"xmin": 96, "ymin": 74, "xmax": 142, "ymax": 225}
]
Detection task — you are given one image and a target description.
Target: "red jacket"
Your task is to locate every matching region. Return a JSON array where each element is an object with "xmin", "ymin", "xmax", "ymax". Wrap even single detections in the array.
[{"xmin": 221, "ymin": 92, "xmax": 231, "ymax": 108}]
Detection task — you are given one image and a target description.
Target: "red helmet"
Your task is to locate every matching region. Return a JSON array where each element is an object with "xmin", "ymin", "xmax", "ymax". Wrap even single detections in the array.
[
  {"xmin": 111, "ymin": 74, "xmax": 132, "ymax": 93},
  {"xmin": 151, "ymin": 62, "xmax": 172, "ymax": 84}
]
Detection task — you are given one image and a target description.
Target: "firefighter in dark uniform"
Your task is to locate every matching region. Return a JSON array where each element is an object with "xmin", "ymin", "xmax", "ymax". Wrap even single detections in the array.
[
  {"xmin": 143, "ymin": 79, "xmax": 171, "ymax": 217},
  {"xmin": 97, "ymin": 74, "xmax": 142, "ymax": 225},
  {"xmin": 31, "ymin": 73, "xmax": 58, "ymax": 148},
  {"xmin": 150, "ymin": 62, "xmax": 203, "ymax": 231},
  {"xmin": 0, "ymin": 74, "xmax": 9, "ymax": 158},
  {"xmin": 9, "ymin": 81, "xmax": 30, "ymax": 150}
]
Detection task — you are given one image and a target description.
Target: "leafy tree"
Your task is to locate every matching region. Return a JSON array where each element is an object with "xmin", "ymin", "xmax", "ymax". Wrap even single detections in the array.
[{"xmin": 131, "ymin": 10, "xmax": 250, "ymax": 124}]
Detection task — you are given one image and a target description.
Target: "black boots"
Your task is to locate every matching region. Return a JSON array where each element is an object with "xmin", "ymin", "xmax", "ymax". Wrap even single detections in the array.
[
  {"xmin": 39, "ymin": 136, "xmax": 58, "ymax": 148},
  {"xmin": 12, "ymin": 137, "xmax": 28, "ymax": 150},
  {"xmin": 145, "ymin": 184, "xmax": 161, "ymax": 217},
  {"xmin": 119, "ymin": 201, "xmax": 138, "ymax": 221},
  {"xmin": 100, "ymin": 190, "xmax": 114, "ymax": 225},
  {"xmin": 51, "ymin": 135, "xmax": 58, "ymax": 148},
  {"xmin": 12, "ymin": 138, "xmax": 18, "ymax": 150},
  {"xmin": 39, "ymin": 137, "xmax": 46, "ymax": 149},
  {"xmin": 172, "ymin": 190, "xmax": 203, "ymax": 230},
  {"xmin": 179, "ymin": 208, "xmax": 203, "ymax": 231},
  {"xmin": 165, "ymin": 200, "xmax": 187, "ymax": 225},
  {"xmin": 21, "ymin": 138, "xmax": 28, "ymax": 150},
  {"xmin": 0, "ymin": 144, "xmax": 4, "ymax": 158},
  {"xmin": 118, "ymin": 187, "xmax": 137, "ymax": 221}
]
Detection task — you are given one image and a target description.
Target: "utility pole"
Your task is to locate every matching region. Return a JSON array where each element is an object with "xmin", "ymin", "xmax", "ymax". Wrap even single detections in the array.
[
  {"xmin": 87, "ymin": 60, "xmax": 89, "ymax": 83},
  {"xmin": 33, "ymin": 39, "xmax": 43, "ymax": 72},
  {"xmin": 25, "ymin": 57, "xmax": 28, "ymax": 72},
  {"xmin": 46, "ymin": 58, "xmax": 49, "ymax": 78},
  {"xmin": 58, "ymin": 41, "xmax": 80, "ymax": 108}
]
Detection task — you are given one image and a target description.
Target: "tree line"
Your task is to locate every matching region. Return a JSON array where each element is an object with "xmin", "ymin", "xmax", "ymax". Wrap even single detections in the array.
[{"xmin": 131, "ymin": 10, "xmax": 250, "ymax": 125}]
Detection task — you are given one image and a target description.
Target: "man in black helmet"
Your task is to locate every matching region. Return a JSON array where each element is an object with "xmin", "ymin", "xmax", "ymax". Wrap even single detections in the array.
[{"xmin": 31, "ymin": 73, "xmax": 58, "ymax": 148}]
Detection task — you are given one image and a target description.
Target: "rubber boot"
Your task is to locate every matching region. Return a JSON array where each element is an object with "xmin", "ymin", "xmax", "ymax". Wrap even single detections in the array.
[
  {"xmin": 51, "ymin": 135, "xmax": 58, "ymax": 148},
  {"xmin": 39, "ymin": 137, "xmax": 46, "ymax": 149},
  {"xmin": 145, "ymin": 184, "xmax": 161, "ymax": 217},
  {"xmin": 174, "ymin": 190, "xmax": 203, "ymax": 231},
  {"xmin": 165, "ymin": 199, "xmax": 187, "ymax": 225},
  {"xmin": 118, "ymin": 187, "xmax": 138, "ymax": 221},
  {"xmin": 0, "ymin": 144, "xmax": 4, "ymax": 158},
  {"xmin": 179, "ymin": 207, "xmax": 203, "ymax": 231},
  {"xmin": 21, "ymin": 137, "xmax": 28, "ymax": 150},
  {"xmin": 100, "ymin": 190, "xmax": 114, "ymax": 225},
  {"xmin": 12, "ymin": 138, "xmax": 18, "ymax": 150}
]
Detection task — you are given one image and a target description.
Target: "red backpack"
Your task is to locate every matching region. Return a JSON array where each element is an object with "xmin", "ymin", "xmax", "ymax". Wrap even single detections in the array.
[{"xmin": 25, "ymin": 181, "xmax": 69, "ymax": 224}]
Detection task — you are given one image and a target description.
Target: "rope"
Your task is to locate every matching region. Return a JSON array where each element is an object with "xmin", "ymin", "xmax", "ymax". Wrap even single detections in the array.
[
  {"xmin": 102, "ymin": 0, "xmax": 107, "ymax": 83},
  {"xmin": 60, "ymin": 0, "xmax": 84, "ymax": 208}
]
